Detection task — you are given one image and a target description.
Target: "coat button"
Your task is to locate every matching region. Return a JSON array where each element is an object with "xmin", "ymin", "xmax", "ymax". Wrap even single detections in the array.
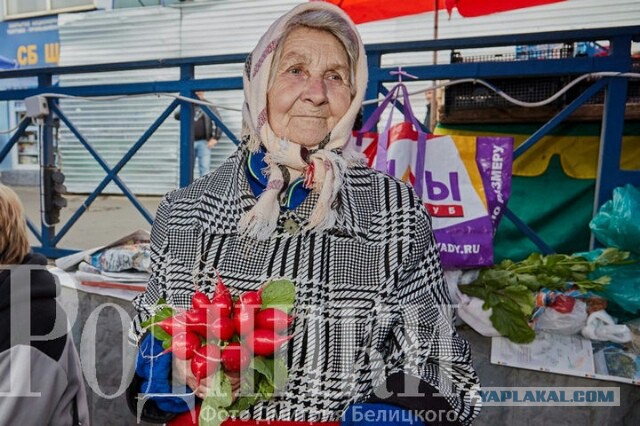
[{"xmin": 284, "ymin": 218, "xmax": 299, "ymax": 234}]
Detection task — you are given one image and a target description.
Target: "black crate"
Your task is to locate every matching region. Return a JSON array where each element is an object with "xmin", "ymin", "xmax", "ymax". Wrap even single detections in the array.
[
  {"xmin": 450, "ymin": 43, "xmax": 574, "ymax": 64},
  {"xmin": 444, "ymin": 76, "xmax": 569, "ymax": 111},
  {"xmin": 570, "ymin": 58, "xmax": 640, "ymax": 105},
  {"xmin": 445, "ymin": 45, "xmax": 574, "ymax": 113}
]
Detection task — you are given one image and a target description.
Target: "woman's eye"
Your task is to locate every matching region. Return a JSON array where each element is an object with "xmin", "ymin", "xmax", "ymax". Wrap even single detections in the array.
[
  {"xmin": 287, "ymin": 67, "xmax": 302, "ymax": 75},
  {"xmin": 327, "ymin": 73, "xmax": 343, "ymax": 81}
]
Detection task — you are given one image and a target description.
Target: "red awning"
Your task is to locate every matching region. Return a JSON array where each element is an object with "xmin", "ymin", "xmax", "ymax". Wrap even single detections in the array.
[
  {"xmin": 318, "ymin": 0, "xmax": 446, "ymax": 24},
  {"xmin": 446, "ymin": 0, "xmax": 566, "ymax": 17},
  {"xmin": 317, "ymin": 0, "xmax": 566, "ymax": 23}
]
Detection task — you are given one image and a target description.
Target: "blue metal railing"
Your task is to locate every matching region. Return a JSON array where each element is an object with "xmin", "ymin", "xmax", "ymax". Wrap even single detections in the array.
[{"xmin": 1, "ymin": 25, "xmax": 639, "ymax": 258}]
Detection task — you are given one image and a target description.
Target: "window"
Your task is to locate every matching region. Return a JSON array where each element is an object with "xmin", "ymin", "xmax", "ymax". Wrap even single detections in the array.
[
  {"xmin": 4, "ymin": 0, "xmax": 95, "ymax": 19},
  {"xmin": 113, "ymin": 0, "xmax": 193, "ymax": 8},
  {"xmin": 51, "ymin": 0, "xmax": 94, "ymax": 9},
  {"xmin": 6, "ymin": 0, "xmax": 47, "ymax": 16}
]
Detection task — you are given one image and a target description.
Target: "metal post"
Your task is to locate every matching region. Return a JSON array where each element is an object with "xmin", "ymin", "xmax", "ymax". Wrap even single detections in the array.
[
  {"xmin": 364, "ymin": 52, "xmax": 383, "ymax": 127},
  {"xmin": 38, "ymin": 73, "xmax": 55, "ymax": 254},
  {"xmin": 179, "ymin": 64, "xmax": 195, "ymax": 187},
  {"xmin": 591, "ymin": 35, "xmax": 632, "ymax": 248}
]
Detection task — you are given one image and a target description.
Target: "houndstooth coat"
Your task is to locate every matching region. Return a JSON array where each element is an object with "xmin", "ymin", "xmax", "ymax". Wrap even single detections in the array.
[{"xmin": 131, "ymin": 146, "xmax": 481, "ymax": 425}]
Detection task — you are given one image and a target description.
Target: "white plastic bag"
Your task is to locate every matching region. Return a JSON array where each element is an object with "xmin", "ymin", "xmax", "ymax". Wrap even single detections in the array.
[
  {"xmin": 535, "ymin": 300, "xmax": 588, "ymax": 335},
  {"xmin": 456, "ymin": 291, "xmax": 501, "ymax": 337},
  {"xmin": 582, "ymin": 310, "xmax": 632, "ymax": 343}
]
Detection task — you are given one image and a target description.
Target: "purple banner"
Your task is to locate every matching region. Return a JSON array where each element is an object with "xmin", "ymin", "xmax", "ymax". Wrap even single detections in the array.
[
  {"xmin": 434, "ymin": 216, "xmax": 495, "ymax": 267},
  {"xmin": 476, "ymin": 136, "xmax": 514, "ymax": 231},
  {"xmin": 434, "ymin": 136, "xmax": 514, "ymax": 268}
]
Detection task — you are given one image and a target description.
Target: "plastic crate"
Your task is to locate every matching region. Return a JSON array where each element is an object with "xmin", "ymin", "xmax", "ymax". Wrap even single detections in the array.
[
  {"xmin": 444, "ymin": 76, "xmax": 568, "ymax": 111},
  {"xmin": 572, "ymin": 57, "xmax": 640, "ymax": 105},
  {"xmin": 450, "ymin": 43, "xmax": 573, "ymax": 63},
  {"xmin": 445, "ymin": 45, "xmax": 574, "ymax": 113}
]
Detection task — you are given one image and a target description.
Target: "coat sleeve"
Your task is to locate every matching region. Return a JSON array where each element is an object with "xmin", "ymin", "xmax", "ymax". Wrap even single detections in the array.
[
  {"xmin": 367, "ymin": 202, "xmax": 481, "ymax": 426},
  {"xmin": 129, "ymin": 192, "xmax": 175, "ymax": 344}
]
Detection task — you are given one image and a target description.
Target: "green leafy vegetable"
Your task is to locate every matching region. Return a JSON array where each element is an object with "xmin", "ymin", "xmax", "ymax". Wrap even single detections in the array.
[
  {"xmin": 200, "ymin": 370, "xmax": 233, "ymax": 425},
  {"xmin": 252, "ymin": 356, "xmax": 288, "ymax": 392},
  {"xmin": 226, "ymin": 395, "xmax": 259, "ymax": 417},
  {"xmin": 257, "ymin": 376, "xmax": 275, "ymax": 400},
  {"xmin": 199, "ymin": 355, "xmax": 290, "ymax": 424},
  {"xmin": 459, "ymin": 249, "xmax": 631, "ymax": 344},
  {"xmin": 261, "ymin": 279, "xmax": 296, "ymax": 313},
  {"xmin": 490, "ymin": 302, "xmax": 536, "ymax": 344},
  {"xmin": 140, "ymin": 300, "xmax": 174, "ymax": 345}
]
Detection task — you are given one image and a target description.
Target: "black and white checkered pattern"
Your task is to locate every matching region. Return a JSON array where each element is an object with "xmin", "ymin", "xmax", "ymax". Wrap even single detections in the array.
[{"xmin": 131, "ymin": 146, "xmax": 481, "ymax": 424}]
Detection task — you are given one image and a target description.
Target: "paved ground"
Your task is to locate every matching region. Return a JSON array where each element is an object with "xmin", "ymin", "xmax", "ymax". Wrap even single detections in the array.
[{"xmin": 11, "ymin": 185, "xmax": 162, "ymax": 252}]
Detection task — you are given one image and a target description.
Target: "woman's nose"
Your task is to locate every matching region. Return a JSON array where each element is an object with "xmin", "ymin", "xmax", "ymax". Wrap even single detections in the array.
[{"xmin": 302, "ymin": 75, "xmax": 328, "ymax": 105}]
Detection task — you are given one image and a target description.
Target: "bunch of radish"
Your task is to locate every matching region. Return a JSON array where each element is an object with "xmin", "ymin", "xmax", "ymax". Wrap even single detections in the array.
[{"xmin": 146, "ymin": 274, "xmax": 294, "ymax": 386}]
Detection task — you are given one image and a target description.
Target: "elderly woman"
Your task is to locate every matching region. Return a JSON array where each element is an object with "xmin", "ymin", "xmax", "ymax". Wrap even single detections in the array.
[
  {"xmin": 129, "ymin": 2, "xmax": 480, "ymax": 426},
  {"xmin": 0, "ymin": 184, "xmax": 89, "ymax": 425}
]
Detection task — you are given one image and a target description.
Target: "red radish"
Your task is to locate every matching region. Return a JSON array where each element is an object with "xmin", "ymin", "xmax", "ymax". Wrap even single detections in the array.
[
  {"xmin": 233, "ymin": 305, "xmax": 256, "ymax": 336},
  {"xmin": 158, "ymin": 312, "xmax": 188, "ymax": 336},
  {"xmin": 191, "ymin": 291, "xmax": 211, "ymax": 310},
  {"xmin": 213, "ymin": 272, "xmax": 232, "ymax": 298},
  {"xmin": 208, "ymin": 317, "xmax": 236, "ymax": 342},
  {"xmin": 185, "ymin": 309, "xmax": 208, "ymax": 337},
  {"xmin": 246, "ymin": 329, "xmax": 292, "ymax": 356},
  {"xmin": 237, "ymin": 290, "xmax": 262, "ymax": 310},
  {"xmin": 171, "ymin": 331, "xmax": 201, "ymax": 360},
  {"xmin": 209, "ymin": 273, "xmax": 233, "ymax": 317},
  {"xmin": 190, "ymin": 344, "xmax": 222, "ymax": 384},
  {"xmin": 232, "ymin": 288, "xmax": 262, "ymax": 335},
  {"xmin": 550, "ymin": 295, "xmax": 576, "ymax": 314},
  {"xmin": 186, "ymin": 308, "xmax": 207, "ymax": 324},
  {"xmin": 255, "ymin": 308, "xmax": 293, "ymax": 333},
  {"xmin": 158, "ymin": 316, "xmax": 176, "ymax": 336},
  {"xmin": 207, "ymin": 296, "xmax": 233, "ymax": 319},
  {"xmin": 221, "ymin": 342, "xmax": 251, "ymax": 372}
]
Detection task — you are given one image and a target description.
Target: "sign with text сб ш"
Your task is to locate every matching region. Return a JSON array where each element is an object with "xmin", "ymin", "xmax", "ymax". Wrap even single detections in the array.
[{"xmin": 0, "ymin": 16, "xmax": 60, "ymax": 89}]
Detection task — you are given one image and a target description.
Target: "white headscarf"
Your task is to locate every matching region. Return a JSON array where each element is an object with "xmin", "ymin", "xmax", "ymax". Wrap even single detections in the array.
[{"xmin": 239, "ymin": 2, "xmax": 368, "ymax": 240}]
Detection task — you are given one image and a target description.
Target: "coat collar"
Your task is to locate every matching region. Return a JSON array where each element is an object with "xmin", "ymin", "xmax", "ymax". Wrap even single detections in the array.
[{"xmin": 200, "ymin": 147, "xmax": 373, "ymax": 240}]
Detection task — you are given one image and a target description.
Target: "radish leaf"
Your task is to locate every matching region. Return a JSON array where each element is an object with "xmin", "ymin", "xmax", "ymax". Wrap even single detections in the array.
[
  {"xmin": 261, "ymin": 279, "xmax": 295, "ymax": 313},
  {"xmin": 257, "ymin": 375, "xmax": 275, "ymax": 399},
  {"xmin": 251, "ymin": 356, "xmax": 271, "ymax": 383},
  {"xmin": 490, "ymin": 302, "xmax": 535, "ymax": 344},
  {"xmin": 203, "ymin": 370, "xmax": 233, "ymax": 408}
]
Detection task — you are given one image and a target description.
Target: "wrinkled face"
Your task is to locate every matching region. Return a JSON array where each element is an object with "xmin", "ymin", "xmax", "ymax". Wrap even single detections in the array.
[{"xmin": 267, "ymin": 27, "xmax": 352, "ymax": 148}]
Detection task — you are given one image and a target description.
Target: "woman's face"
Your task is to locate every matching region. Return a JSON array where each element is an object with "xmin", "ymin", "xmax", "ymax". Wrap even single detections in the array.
[{"xmin": 267, "ymin": 27, "xmax": 352, "ymax": 148}]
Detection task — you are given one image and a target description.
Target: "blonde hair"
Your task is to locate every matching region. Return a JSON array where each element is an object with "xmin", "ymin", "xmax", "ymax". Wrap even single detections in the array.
[{"xmin": 0, "ymin": 184, "xmax": 30, "ymax": 265}]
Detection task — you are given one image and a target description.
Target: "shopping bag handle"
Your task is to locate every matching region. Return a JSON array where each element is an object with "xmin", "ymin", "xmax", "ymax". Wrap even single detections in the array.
[
  {"xmin": 356, "ymin": 83, "xmax": 428, "ymax": 198},
  {"xmin": 357, "ymin": 83, "xmax": 424, "ymax": 134}
]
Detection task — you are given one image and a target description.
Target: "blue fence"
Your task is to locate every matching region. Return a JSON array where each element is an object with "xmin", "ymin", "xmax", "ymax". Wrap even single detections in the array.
[{"xmin": 1, "ymin": 25, "xmax": 639, "ymax": 258}]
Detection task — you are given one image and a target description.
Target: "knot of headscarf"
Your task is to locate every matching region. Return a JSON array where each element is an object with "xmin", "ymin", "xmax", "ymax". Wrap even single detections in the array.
[{"xmin": 239, "ymin": 2, "xmax": 368, "ymax": 240}]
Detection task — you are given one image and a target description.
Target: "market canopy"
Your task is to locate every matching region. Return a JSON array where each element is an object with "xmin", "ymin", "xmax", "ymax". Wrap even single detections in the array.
[
  {"xmin": 318, "ymin": 0, "xmax": 567, "ymax": 23},
  {"xmin": 447, "ymin": 0, "xmax": 567, "ymax": 18}
]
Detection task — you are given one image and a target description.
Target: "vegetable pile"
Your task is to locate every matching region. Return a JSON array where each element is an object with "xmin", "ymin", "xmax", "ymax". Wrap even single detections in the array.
[
  {"xmin": 459, "ymin": 248, "xmax": 630, "ymax": 344},
  {"xmin": 141, "ymin": 275, "xmax": 296, "ymax": 426}
]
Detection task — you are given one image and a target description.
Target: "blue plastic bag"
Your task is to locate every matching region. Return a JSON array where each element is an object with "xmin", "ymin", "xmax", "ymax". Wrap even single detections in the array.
[
  {"xmin": 590, "ymin": 184, "xmax": 640, "ymax": 254},
  {"xmin": 578, "ymin": 249, "xmax": 640, "ymax": 315}
]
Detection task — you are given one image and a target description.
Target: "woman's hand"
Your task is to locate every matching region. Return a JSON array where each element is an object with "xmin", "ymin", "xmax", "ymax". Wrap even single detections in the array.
[{"xmin": 172, "ymin": 356, "xmax": 240, "ymax": 402}]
